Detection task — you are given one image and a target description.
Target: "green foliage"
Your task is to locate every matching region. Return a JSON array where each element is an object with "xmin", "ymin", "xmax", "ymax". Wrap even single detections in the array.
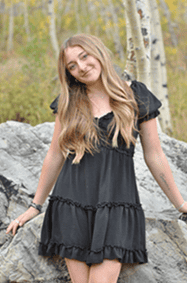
[
  {"xmin": 0, "ymin": 41, "xmax": 60, "ymax": 125},
  {"xmin": 0, "ymin": 61, "xmax": 59, "ymax": 125}
]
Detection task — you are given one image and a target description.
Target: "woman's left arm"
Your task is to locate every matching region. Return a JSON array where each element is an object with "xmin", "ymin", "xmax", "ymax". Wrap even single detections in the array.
[{"xmin": 139, "ymin": 118, "xmax": 187, "ymax": 213}]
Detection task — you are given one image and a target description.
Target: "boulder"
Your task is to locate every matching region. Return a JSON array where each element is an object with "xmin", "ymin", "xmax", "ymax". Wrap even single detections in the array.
[{"xmin": 0, "ymin": 121, "xmax": 187, "ymax": 282}]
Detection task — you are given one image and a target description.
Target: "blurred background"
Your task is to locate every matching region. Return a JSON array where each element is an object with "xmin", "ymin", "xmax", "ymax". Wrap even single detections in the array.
[{"xmin": 0, "ymin": 0, "xmax": 187, "ymax": 142}]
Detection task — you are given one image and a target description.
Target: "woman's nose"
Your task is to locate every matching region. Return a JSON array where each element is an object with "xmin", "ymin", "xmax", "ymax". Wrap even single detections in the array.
[{"xmin": 78, "ymin": 61, "xmax": 86, "ymax": 72}]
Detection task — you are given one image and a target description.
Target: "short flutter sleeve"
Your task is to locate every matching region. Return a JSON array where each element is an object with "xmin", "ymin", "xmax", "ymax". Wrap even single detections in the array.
[
  {"xmin": 130, "ymin": 80, "xmax": 162, "ymax": 124},
  {"xmin": 50, "ymin": 94, "xmax": 60, "ymax": 114}
]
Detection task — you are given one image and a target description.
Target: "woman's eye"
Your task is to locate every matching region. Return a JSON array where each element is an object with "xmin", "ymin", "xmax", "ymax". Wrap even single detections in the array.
[
  {"xmin": 69, "ymin": 64, "xmax": 76, "ymax": 70},
  {"xmin": 82, "ymin": 54, "xmax": 88, "ymax": 59}
]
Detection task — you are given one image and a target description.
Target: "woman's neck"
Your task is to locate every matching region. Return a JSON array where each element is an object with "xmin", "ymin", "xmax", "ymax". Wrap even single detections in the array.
[{"xmin": 86, "ymin": 79, "xmax": 106, "ymax": 98}]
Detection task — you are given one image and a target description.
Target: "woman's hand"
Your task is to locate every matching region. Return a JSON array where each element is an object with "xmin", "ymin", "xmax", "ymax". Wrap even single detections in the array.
[
  {"xmin": 178, "ymin": 202, "xmax": 187, "ymax": 214},
  {"xmin": 178, "ymin": 203, "xmax": 187, "ymax": 223},
  {"xmin": 6, "ymin": 207, "xmax": 40, "ymax": 236}
]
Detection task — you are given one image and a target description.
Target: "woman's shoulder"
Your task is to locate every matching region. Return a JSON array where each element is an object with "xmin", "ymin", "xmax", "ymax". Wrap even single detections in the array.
[
  {"xmin": 129, "ymin": 80, "xmax": 161, "ymax": 106},
  {"xmin": 129, "ymin": 80, "xmax": 162, "ymax": 123}
]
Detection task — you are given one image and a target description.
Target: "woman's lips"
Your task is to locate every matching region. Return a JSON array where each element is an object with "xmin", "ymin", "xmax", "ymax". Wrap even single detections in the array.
[{"xmin": 82, "ymin": 69, "xmax": 92, "ymax": 77}]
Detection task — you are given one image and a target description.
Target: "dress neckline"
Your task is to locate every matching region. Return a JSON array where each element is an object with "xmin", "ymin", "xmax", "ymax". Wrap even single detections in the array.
[
  {"xmin": 93, "ymin": 81, "xmax": 134, "ymax": 120},
  {"xmin": 94, "ymin": 111, "xmax": 113, "ymax": 120}
]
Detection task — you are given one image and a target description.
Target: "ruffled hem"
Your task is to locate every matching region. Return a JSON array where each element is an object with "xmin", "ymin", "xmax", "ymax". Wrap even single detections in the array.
[
  {"xmin": 138, "ymin": 109, "xmax": 160, "ymax": 124},
  {"xmin": 49, "ymin": 195, "xmax": 142, "ymax": 211},
  {"xmin": 39, "ymin": 198, "xmax": 147, "ymax": 265},
  {"xmin": 38, "ymin": 241, "xmax": 148, "ymax": 265}
]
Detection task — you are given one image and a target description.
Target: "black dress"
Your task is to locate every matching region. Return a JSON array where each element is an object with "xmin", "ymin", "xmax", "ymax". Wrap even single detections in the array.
[{"xmin": 38, "ymin": 81, "xmax": 162, "ymax": 265}]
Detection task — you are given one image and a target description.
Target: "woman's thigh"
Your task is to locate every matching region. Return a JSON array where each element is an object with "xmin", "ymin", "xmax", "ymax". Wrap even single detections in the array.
[
  {"xmin": 65, "ymin": 258, "xmax": 90, "ymax": 283},
  {"xmin": 88, "ymin": 259, "xmax": 122, "ymax": 283}
]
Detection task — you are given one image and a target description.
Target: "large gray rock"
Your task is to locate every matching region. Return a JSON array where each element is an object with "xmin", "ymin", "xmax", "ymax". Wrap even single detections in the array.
[{"xmin": 0, "ymin": 121, "xmax": 187, "ymax": 282}]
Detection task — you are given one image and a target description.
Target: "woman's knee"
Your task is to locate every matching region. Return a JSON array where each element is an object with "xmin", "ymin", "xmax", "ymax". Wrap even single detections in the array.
[
  {"xmin": 65, "ymin": 258, "xmax": 90, "ymax": 283},
  {"xmin": 88, "ymin": 259, "xmax": 122, "ymax": 283},
  {"xmin": 89, "ymin": 276, "xmax": 110, "ymax": 283}
]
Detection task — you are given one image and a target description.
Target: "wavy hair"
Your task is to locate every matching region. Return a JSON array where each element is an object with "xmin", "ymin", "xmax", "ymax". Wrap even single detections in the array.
[{"xmin": 58, "ymin": 34, "xmax": 139, "ymax": 164}]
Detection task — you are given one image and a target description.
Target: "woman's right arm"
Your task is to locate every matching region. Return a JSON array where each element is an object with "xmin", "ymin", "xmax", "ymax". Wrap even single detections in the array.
[{"xmin": 6, "ymin": 115, "xmax": 65, "ymax": 236}]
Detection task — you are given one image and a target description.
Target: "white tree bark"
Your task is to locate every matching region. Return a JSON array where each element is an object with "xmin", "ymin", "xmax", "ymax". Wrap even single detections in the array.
[
  {"xmin": 185, "ymin": 5, "xmax": 187, "ymax": 23},
  {"xmin": 149, "ymin": 0, "xmax": 172, "ymax": 134},
  {"xmin": 80, "ymin": 0, "xmax": 87, "ymax": 19},
  {"xmin": 41, "ymin": 0, "xmax": 47, "ymax": 14},
  {"xmin": 48, "ymin": 0, "xmax": 59, "ymax": 60},
  {"xmin": 74, "ymin": 0, "xmax": 81, "ymax": 33},
  {"xmin": 57, "ymin": 0, "xmax": 63, "ymax": 10},
  {"xmin": 123, "ymin": 0, "xmax": 162, "ymax": 132},
  {"xmin": 0, "ymin": 0, "xmax": 5, "ymax": 14},
  {"xmin": 108, "ymin": 0, "xmax": 125, "ymax": 62},
  {"xmin": 87, "ymin": 0, "xmax": 99, "ymax": 35},
  {"xmin": 23, "ymin": 0, "xmax": 31, "ymax": 42},
  {"xmin": 64, "ymin": 0, "xmax": 73, "ymax": 14},
  {"xmin": 7, "ymin": 2, "xmax": 14, "ymax": 51},
  {"xmin": 158, "ymin": 0, "xmax": 178, "ymax": 47},
  {"xmin": 1, "ymin": 1, "xmax": 7, "ymax": 49},
  {"xmin": 135, "ymin": 0, "xmax": 151, "ymax": 89},
  {"xmin": 123, "ymin": 8, "xmax": 136, "ymax": 81},
  {"xmin": 123, "ymin": 0, "xmax": 150, "ymax": 86},
  {"xmin": 98, "ymin": 1, "xmax": 112, "ymax": 40},
  {"xmin": 149, "ymin": 11, "xmax": 163, "ymax": 129},
  {"xmin": 80, "ymin": 0, "xmax": 89, "ymax": 32}
]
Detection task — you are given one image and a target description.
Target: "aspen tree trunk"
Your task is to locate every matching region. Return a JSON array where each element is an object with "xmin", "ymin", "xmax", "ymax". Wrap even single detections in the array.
[
  {"xmin": 80, "ymin": 0, "xmax": 87, "ymax": 19},
  {"xmin": 123, "ymin": 0, "xmax": 150, "ymax": 86},
  {"xmin": 64, "ymin": 0, "xmax": 73, "ymax": 14},
  {"xmin": 98, "ymin": 1, "xmax": 112, "ymax": 40},
  {"xmin": 56, "ymin": 0, "xmax": 63, "ymax": 30},
  {"xmin": 158, "ymin": 0, "xmax": 178, "ymax": 47},
  {"xmin": 87, "ymin": 0, "xmax": 99, "ymax": 35},
  {"xmin": 1, "ymin": 2, "xmax": 7, "ymax": 49},
  {"xmin": 23, "ymin": 0, "xmax": 31, "ymax": 42},
  {"xmin": 48, "ymin": 0, "xmax": 59, "ymax": 60},
  {"xmin": 107, "ymin": 0, "xmax": 125, "ymax": 62},
  {"xmin": 80, "ymin": 0, "xmax": 89, "ymax": 32},
  {"xmin": 185, "ymin": 5, "xmax": 187, "ymax": 23},
  {"xmin": 57, "ymin": 0, "xmax": 73, "ymax": 32},
  {"xmin": 176, "ymin": 0, "xmax": 185, "ymax": 24},
  {"xmin": 123, "ymin": 8, "xmax": 136, "ymax": 81},
  {"xmin": 7, "ymin": 1, "xmax": 14, "ymax": 51},
  {"xmin": 123, "ymin": 0, "xmax": 162, "ymax": 132},
  {"xmin": 57, "ymin": 0, "xmax": 63, "ymax": 10},
  {"xmin": 149, "ymin": 2, "xmax": 163, "ymax": 127},
  {"xmin": 149, "ymin": 0, "xmax": 172, "ymax": 134},
  {"xmin": 42, "ymin": 0, "xmax": 46, "ymax": 14},
  {"xmin": 74, "ymin": 0, "xmax": 81, "ymax": 33},
  {"xmin": 135, "ymin": 0, "xmax": 151, "ymax": 89}
]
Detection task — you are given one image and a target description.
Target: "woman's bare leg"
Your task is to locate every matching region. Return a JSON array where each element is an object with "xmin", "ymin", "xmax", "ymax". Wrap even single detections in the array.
[
  {"xmin": 65, "ymin": 258, "xmax": 90, "ymax": 283},
  {"xmin": 88, "ymin": 259, "xmax": 122, "ymax": 283}
]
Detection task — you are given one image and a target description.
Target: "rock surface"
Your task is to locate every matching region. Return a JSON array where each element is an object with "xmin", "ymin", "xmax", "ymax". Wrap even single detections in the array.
[{"xmin": 0, "ymin": 121, "xmax": 187, "ymax": 283}]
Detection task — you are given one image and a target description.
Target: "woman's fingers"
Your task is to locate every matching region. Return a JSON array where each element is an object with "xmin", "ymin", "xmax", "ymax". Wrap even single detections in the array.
[
  {"xmin": 12, "ymin": 220, "xmax": 20, "ymax": 236},
  {"xmin": 6, "ymin": 207, "xmax": 40, "ymax": 236},
  {"xmin": 6, "ymin": 219, "xmax": 20, "ymax": 236}
]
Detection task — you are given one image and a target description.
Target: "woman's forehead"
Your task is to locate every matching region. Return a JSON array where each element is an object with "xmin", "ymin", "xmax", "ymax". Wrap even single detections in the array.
[{"xmin": 64, "ymin": 46, "xmax": 85, "ymax": 64}]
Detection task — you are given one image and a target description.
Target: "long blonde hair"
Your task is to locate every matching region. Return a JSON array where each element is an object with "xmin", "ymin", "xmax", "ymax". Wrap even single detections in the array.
[{"xmin": 58, "ymin": 34, "xmax": 138, "ymax": 164}]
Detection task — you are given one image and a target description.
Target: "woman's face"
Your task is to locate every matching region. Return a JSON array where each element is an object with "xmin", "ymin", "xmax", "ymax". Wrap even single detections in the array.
[{"xmin": 64, "ymin": 46, "xmax": 102, "ymax": 86}]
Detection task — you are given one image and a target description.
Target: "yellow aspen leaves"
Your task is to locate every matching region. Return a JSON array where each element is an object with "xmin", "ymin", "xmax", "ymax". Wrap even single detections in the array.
[
  {"xmin": 164, "ymin": 0, "xmax": 177, "ymax": 12},
  {"xmin": 29, "ymin": 0, "xmax": 36, "ymax": 6}
]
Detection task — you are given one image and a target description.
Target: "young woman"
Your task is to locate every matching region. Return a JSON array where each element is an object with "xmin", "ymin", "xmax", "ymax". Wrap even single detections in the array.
[{"xmin": 6, "ymin": 34, "xmax": 187, "ymax": 283}]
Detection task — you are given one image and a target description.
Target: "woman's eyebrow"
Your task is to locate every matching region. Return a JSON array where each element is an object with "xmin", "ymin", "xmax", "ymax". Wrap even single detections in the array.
[{"xmin": 67, "ymin": 51, "xmax": 85, "ymax": 66}]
